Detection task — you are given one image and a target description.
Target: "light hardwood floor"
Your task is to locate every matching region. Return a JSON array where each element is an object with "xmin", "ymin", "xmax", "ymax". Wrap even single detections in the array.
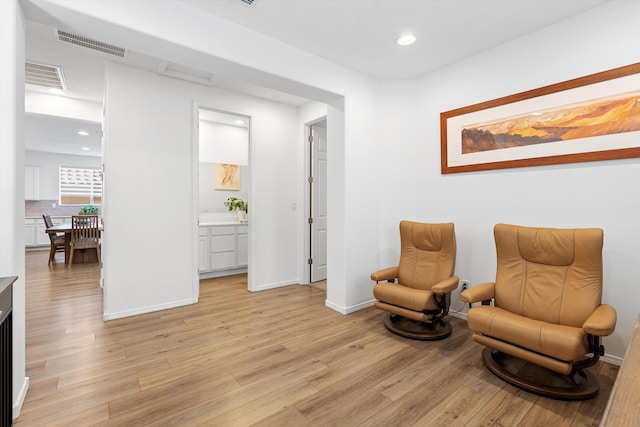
[{"xmin": 16, "ymin": 250, "xmax": 618, "ymax": 426}]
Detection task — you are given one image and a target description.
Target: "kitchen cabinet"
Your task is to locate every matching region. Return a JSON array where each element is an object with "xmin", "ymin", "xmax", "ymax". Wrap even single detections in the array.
[
  {"xmin": 24, "ymin": 221, "xmax": 36, "ymax": 247},
  {"xmin": 25, "ymin": 216, "xmax": 70, "ymax": 248},
  {"xmin": 199, "ymin": 223, "xmax": 248, "ymax": 278},
  {"xmin": 35, "ymin": 222, "xmax": 50, "ymax": 246},
  {"xmin": 25, "ymin": 166, "xmax": 40, "ymax": 200}
]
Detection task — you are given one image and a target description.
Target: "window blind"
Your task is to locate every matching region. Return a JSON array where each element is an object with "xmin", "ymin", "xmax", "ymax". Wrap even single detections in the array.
[{"xmin": 59, "ymin": 166, "xmax": 102, "ymax": 205}]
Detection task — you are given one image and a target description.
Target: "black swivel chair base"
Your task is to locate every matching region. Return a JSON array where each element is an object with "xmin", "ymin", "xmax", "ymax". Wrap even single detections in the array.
[
  {"xmin": 482, "ymin": 347, "xmax": 600, "ymax": 401},
  {"xmin": 383, "ymin": 313, "xmax": 452, "ymax": 341}
]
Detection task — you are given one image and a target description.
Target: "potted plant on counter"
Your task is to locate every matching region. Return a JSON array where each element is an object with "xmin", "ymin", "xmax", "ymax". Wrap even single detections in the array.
[
  {"xmin": 224, "ymin": 197, "xmax": 248, "ymax": 223},
  {"xmin": 79, "ymin": 205, "xmax": 99, "ymax": 215}
]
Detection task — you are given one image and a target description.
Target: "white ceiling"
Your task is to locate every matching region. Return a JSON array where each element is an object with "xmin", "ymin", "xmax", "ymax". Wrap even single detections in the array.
[
  {"xmin": 181, "ymin": 0, "xmax": 612, "ymax": 81},
  {"xmin": 23, "ymin": 0, "xmax": 611, "ymax": 156},
  {"xmin": 25, "ymin": 113, "xmax": 102, "ymax": 157}
]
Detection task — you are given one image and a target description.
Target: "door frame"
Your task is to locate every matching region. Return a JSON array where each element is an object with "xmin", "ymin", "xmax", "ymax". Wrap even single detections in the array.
[
  {"xmin": 303, "ymin": 116, "xmax": 327, "ymax": 284},
  {"xmin": 193, "ymin": 103, "xmax": 253, "ymax": 294}
]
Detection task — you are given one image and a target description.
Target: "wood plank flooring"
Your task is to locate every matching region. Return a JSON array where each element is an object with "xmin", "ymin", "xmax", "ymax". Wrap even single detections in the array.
[{"xmin": 16, "ymin": 250, "xmax": 618, "ymax": 426}]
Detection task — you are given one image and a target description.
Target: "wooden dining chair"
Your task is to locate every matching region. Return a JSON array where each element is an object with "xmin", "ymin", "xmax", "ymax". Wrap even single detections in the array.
[
  {"xmin": 69, "ymin": 215, "xmax": 101, "ymax": 265},
  {"xmin": 43, "ymin": 213, "xmax": 65, "ymax": 265}
]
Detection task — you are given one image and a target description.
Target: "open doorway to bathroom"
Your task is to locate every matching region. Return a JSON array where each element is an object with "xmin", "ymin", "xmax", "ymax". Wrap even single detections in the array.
[{"xmin": 197, "ymin": 107, "xmax": 250, "ymax": 285}]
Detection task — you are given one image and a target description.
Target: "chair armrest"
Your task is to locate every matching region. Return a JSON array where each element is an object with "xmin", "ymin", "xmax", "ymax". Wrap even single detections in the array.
[
  {"xmin": 431, "ymin": 275, "xmax": 459, "ymax": 294},
  {"xmin": 583, "ymin": 304, "xmax": 617, "ymax": 336},
  {"xmin": 371, "ymin": 267, "xmax": 399, "ymax": 282},
  {"xmin": 460, "ymin": 282, "xmax": 495, "ymax": 304}
]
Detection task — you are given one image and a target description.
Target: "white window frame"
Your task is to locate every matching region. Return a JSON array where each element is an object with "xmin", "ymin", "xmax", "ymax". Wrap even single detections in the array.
[{"xmin": 59, "ymin": 165, "xmax": 102, "ymax": 206}]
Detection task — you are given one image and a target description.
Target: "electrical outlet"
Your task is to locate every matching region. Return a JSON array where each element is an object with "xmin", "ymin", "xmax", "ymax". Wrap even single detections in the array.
[{"xmin": 461, "ymin": 280, "xmax": 470, "ymax": 291}]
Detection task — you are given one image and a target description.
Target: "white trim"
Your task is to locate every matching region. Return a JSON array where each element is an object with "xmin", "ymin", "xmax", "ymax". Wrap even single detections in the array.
[
  {"xmin": 12, "ymin": 376, "xmax": 29, "ymax": 420},
  {"xmin": 449, "ymin": 310, "xmax": 468, "ymax": 321},
  {"xmin": 600, "ymin": 353, "xmax": 622, "ymax": 366},
  {"xmin": 191, "ymin": 102, "xmax": 200, "ymax": 307},
  {"xmin": 251, "ymin": 279, "xmax": 300, "ymax": 292},
  {"xmin": 303, "ymin": 114, "xmax": 329, "ymax": 285},
  {"xmin": 199, "ymin": 268, "xmax": 247, "ymax": 280},
  {"xmin": 325, "ymin": 298, "xmax": 375, "ymax": 315},
  {"xmin": 103, "ymin": 298, "xmax": 196, "ymax": 320}
]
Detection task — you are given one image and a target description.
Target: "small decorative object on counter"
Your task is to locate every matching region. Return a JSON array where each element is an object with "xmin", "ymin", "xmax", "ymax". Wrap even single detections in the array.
[{"xmin": 224, "ymin": 197, "xmax": 248, "ymax": 223}]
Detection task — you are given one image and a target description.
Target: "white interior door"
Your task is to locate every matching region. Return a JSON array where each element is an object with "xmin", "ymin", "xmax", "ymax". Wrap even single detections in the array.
[{"xmin": 310, "ymin": 121, "xmax": 327, "ymax": 282}]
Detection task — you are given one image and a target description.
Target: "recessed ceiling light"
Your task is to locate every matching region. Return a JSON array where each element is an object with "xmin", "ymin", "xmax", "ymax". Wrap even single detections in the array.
[
  {"xmin": 80, "ymin": 147, "xmax": 90, "ymax": 151},
  {"xmin": 397, "ymin": 34, "xmax": 416, "ymax": 46},
  {"xmin": 234, "ymin": 119, "xmax": 245, "ymax": 125},
  {"xmin": 78, "ymin": 130, "xmax": 89, "ymax": 136}
]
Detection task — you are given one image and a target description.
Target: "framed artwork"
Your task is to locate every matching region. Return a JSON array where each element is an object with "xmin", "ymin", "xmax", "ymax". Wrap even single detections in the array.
[
  {"xmin": 214, "ymin": 163, "xmax": 240, "ymax": 190},
  {"xmin": 440, "ymin": 62, "xmax": 640, "ymax": 174}
]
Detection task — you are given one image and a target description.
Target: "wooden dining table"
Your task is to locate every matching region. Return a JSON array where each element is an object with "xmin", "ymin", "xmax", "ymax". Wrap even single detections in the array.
[{"xmin": 45, "ymin": 221, "xmax": 103, "ymax": 265}]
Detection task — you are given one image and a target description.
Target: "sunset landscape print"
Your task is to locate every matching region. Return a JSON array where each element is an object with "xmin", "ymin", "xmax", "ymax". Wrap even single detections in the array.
[{"xmin": 461, "ymin": 92, "xmax": 640, "ymax": 154}]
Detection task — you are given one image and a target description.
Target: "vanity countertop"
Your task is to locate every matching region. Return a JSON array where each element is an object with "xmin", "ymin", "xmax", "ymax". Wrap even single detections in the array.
[
  {"xmin": 199, "ymin": 221, "xmax": 248, "ymax": 226},
  {"xmin": 199, "ymin": 212, "xmax": 247, "ymax": 227}
]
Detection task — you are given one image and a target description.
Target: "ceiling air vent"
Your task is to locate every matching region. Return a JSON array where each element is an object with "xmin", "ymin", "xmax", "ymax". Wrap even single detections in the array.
[
  {"xmin": 57, "ymin": 30, "xmax": 126, "ymax": 57},
  {"xmin": 239, "ymin": 0, "xmax": 255, "ymax": 5},
  {"xmin": 25, "ymin": 62, "xmax": 66, "ymax": 91},
  {"xmin": 157, "ymin": 60, "xmax": 217, "ymax": 86}
]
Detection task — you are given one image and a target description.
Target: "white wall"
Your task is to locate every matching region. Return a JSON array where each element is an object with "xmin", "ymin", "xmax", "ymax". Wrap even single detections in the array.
[
  {"xmin": 199, "ymin": 121, "xmax": 248, "ymax": 165},
  {"xmin": 103, "ymin": 61, "xmax": 304, "ymax": 317},
  {"xmin": 103, "ymin": 63, "xmax": 197, "ymax": 318},
  {"xmin": 25, "ymin": 150, "xmax": 101, "ymax": 200},
  {"xmin": 376, "ymin": 1, "xmax": 640, "ymax": 360},
  {"xmin": 198, "ymin": 120, "xmax": 249, "ymax": 213},
  {"xmin": 0, "ymin": 0, "xmax": 28, "ymax": 418},
  {"xmin": 198, "ymin": 163, "xmax": 248, "ymax": 213}
]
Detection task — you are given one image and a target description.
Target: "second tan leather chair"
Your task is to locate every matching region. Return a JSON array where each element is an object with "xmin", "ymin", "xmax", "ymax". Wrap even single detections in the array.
[{"xmin": 461, "ymin": 223, "xmax": 617, "ymax": 400}]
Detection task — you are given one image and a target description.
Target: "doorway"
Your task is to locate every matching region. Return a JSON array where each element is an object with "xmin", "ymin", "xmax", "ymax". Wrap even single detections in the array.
[
  {"xmin": 308, "ymin": 118, "xmax": 327, "ymax": 283},
  {"xmin": 196, "ymin": 107, "xmax": 251, "ymax": 288}
]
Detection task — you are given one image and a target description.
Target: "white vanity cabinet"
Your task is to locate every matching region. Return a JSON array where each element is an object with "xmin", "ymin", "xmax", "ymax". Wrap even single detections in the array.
[
  {"xmin": 237, "ymin": 225, "xmax": 248, "ymax": 267},
  {"xmin": 199, "ymin": 223, "xmax": 248, "ymax": 278},
  {"xmin": 198, "ymin": 227, "xmax": 210, "ymax": 272}
]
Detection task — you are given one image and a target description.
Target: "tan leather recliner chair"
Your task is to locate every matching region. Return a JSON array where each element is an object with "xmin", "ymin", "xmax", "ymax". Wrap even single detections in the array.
[
  {"xmin": 371, "ymin": 221, "xmax": 459, "ymax": 340},
  {"xmin": 461, "ymin": 224, "xmax": 617, "ymax": 400}
]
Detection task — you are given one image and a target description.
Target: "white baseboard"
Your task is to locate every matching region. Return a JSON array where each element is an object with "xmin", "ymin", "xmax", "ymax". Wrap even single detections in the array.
[
  {"xmin": 325, "ymin": 298, "xmax": 375, "ymax": 315},
  {"xmin": 103, "ymin": 298, "xmax": 197, "ymax": 320},
  {"xmin": 449, "ymin": 310, "xmax": 468, "ymax": 320},
  {"xmin": 251, "ymin": 279, "xmax": 300, "ymax": 292},
  {"xmin": 601, "ymin": 353, "xmax": 622, "ymax": 366},
  {"xmin": 199, "ymin": 267, "xmax": 247, "ymax": 280},
  {"xmin": 13, "ymin": 376, "xmax": 29, "ymax": 420}
]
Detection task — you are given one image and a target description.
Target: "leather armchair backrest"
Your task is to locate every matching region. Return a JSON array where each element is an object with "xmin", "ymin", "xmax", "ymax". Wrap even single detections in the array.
[
  {"xmin": 494, "ymin": 223, "xmax": 603, "ymax": 327},
  {"xmin": 398, "ymin": 221, "xmax": 456, "ymax": 290}
]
